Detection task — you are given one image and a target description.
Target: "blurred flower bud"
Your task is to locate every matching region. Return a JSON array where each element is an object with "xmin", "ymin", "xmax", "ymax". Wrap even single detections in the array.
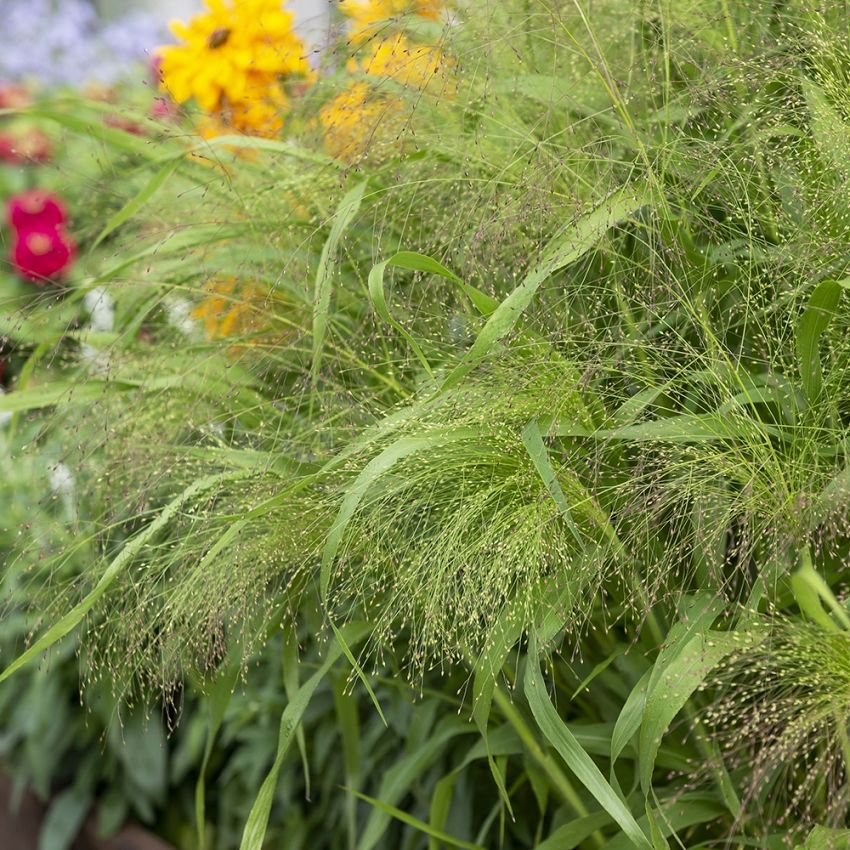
[
  {"xmin": 11, "ymin": 226, "xmax": 76, "ymax": 283},
  {"xmin": 7, "ymin": 189, "xmax": 67, "ymax": 230}
]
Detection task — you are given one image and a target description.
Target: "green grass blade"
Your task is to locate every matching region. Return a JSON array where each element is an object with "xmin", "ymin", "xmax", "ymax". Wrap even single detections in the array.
[
  {"xmin": 239, "ymin": 621, "xmax": 371, "ymax": 850},
  {"xmin": 813, "ymin": 463, "xmax": 850, "ymax": 525},
  {"xmin": 282, "ymin": 628, "xmax": 311, "ymax": 800},
  {"xmin": 536, "ymin": 812, "xmax": 614, "ymax": 850},
  {"xmin": 356, "ymin": 718, "xmax": 472, "ymax": 850},
  {"xmin": 312, "ymin": 180, "xmax": 367, "ymax": 383},
  {"xmin": 521, "ymin": 419, "xmax": 583, "ymax": 546},
  {"xmin": 334, "ymin": 675, "xmax": 362, "ymax": 850},
  {"xmin": 372, "ymin": 251, "xmax": 499, "ymax": 316},
  {"xmin": 0, "ymin": 381, "xmax": 125, "ymax": 413},
  {"xmin": 329, "ymin": 620, "xmax": 386, "ymax": 726},
  {"xmin": 23, "ymin": 106, "xmax": 164, "ymax": 158},
  {"xmin": 609, "ymin": 386, "xmax": 668, "ymax": 429},
  {"xmin": 796, "ymin": 278, "xmax": 844, "ymax": 402},
  {"xmin": 525, "ymin": 632, "xmax": 654, "ymax": 850},
  {"xmin": 91, "ymin": 158, "xmax": 181, "ymax": 250},
  {"xmin": 603, "ymin": 795, "xmax": 727, "ymax": 850},
  {"xmin": 571, "ymin": 648, "xmax": 625, "ymax": 701},
  {"xmin": 368, "ymin": 257, "xmax": 435, "ymax": 377},
  {"xmin": 791, "ymin": 547, "xmax": 850, "ymax": 631},
  {"xmin": 192, "ymin": 133, "xmax": 342, "ymax": 167},
  {"xmin": 440, "ymin": 182, "xmax": 651, "ymax": 392},
  {"xmin": 609, "ymin": 596, "xmax": 723, "ymax": 777},
  {"xmin": 320, "ymin": 428, "xmax": 478, "ymax": 600},
  {"xmin": 794, "ymin": 826, "xmax": 850, "ymax": 850},
  {"xmin": 353, "ymin": 791, "xmax": 486, "ymax": 850},
  {"xmin": 553, "ymin": 412, "xmax": 752, "ymax": 443},
  {"xmin": 469, "ymin": 574, "xmax": 584, "ymax": 816},
  {"xmin": 195, "ymin": 640, "xmax": 243, "ymax": 849},
  {"xmin": 610, "ymin": 669, "xmax": 651, "ymax": 771},
  {"xmin": 428, "ymin": 773, "xmax": 457, "ymax": 850},
  {"xmin": 638, "ymin": 632, "xmax": 738, "ymax": 796},
  {"xmin": 645, "ymin": 595, "xmax": 725, "ymax": 695},
  {"xmin": 803, "ymin": 79, "xmax": 850, "ymax": 177},
  {"xmin": 470, "ymin": 604, "xmax": 524, "ymax": 816}
]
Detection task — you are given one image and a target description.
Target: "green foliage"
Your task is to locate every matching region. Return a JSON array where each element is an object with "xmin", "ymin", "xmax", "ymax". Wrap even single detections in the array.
[{"xmin": 6, "ymin": 1, "xmax": 850, "ymax": 848}]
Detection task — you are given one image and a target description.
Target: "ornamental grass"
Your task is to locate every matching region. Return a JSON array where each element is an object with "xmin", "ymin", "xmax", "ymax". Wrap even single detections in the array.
[{"xmin": 3, "ymin": 1, "xmax": 850, "ymax": 849}]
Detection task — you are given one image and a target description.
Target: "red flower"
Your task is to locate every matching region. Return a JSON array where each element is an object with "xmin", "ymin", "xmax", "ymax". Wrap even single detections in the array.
[
  {"xmin": 7, "ymin": 190, "xmax": 67, "ymax": 230},
  {"xmin": 11, "ymin": 226, "xmax": 76, "ymax": 284},
  {"xmin": 5, "ymin": 191, "xmax": 75, "ymax": 284}
]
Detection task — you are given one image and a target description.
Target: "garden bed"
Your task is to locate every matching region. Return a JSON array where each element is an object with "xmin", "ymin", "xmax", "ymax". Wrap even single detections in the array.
[{"xmin": 3, "ymin": 1, "xmax": 850, "ymax": 849}]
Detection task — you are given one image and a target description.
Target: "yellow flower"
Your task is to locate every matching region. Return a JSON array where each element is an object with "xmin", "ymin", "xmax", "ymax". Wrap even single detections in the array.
[
  {"xmin": 319, "ymin": 81, "xmax": 404, "ymax": 162},
  {"xmin": 340, "ymin": 0, "xmax": 442, "ymax": 41},
  {"xmin": 321, "ymin": 2, "xmax": 452, "ymax": 161},
  {"xmin": 158, "ymin": 0, "xmax": 312, "ymax": 113},
  {"xmin": 348, "ymin": 33, "xmax": 450, "ymax": 90},
  {"xmin": 319, "ymin": 32, "xmax": 452, "ymax": 161},
  {"xmin": 192, "ymin": 278, "xmax": 266, "ymax": 341},
  {"xmin": 202, "ymin": 80, "xmax": 288, "ymax": 138}
]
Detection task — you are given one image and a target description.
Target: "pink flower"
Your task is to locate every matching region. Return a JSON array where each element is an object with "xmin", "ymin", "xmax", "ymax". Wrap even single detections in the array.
[
  {"xmin": 11, "ymin": 226, "xmax": 76, "ymax": 284},
  {"xmin": 6, "ymin": 191, "xmax": 75, "ymax": 284},
  {"xmin": 150, "ymin": 97, "xmax": 179, "ymax": 121}
]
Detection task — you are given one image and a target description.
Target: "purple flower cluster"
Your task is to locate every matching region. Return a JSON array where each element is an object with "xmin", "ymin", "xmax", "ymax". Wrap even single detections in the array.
[{"xmin": 1, "ymin": 0, "xmax": 168, "ymax": 87}]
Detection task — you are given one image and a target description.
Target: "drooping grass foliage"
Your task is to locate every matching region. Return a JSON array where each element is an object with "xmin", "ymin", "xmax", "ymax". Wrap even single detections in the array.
[
  {"xmin": 5, "ymin": 1, "xmax": 850, "ymax": 848},
  {"xmin": 710, "ymin": 618, "xmax": 850, "ymax": 835}
]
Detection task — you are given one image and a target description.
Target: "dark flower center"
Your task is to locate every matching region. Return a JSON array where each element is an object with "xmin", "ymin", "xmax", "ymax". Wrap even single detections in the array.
[{"xmin": 208, "ymin": 28, "xmax": 231, "ymax": 49}]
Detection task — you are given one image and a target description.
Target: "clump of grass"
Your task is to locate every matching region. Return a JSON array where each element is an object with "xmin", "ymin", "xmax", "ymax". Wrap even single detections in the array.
[
  {"xmin": 708, "ymin": 619, "xmax": 850, "ymax": 835},
  {"xmin": 325, "ymin": 346, "xmax": 611, "ymax": 667},
  {"xmin": 16, "ymin": 340, "xmax": 334, "ymax": 696},
  {"xmin": 78, "ymin": 475, "xmax": 330, "ymax": 699}
]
